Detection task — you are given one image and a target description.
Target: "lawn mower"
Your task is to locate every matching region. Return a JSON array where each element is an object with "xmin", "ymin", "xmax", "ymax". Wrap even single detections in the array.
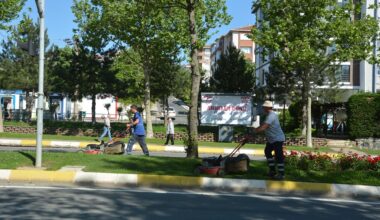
[
  {"xmin": 81, "ymin": 130, "xmax": 129, "ymax": 155},
  {"xmin": 193, "ymin": 135, "xmax": 252, "ymax": 176}
]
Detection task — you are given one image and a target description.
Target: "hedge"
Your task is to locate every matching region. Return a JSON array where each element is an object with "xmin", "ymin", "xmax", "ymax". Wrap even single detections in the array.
[
  {"xmin": 7, "ymin": 120, "xmax": 251, "ymax": 137},
  {"xmin": 347, "ymin": 93, "xmax": 380, "ymax": 139}
]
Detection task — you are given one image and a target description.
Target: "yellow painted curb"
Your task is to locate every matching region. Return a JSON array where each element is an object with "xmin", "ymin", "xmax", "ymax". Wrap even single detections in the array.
[
  {"xmin": 138, "ymin": 174, "xmax": 202, "ymax": 187},
  {"xmin": 10, "ymin": 170, "xmax": 76, "ymax": 183},
  {"xmin": 253, "ymin": 151, "xmax": 265, "ymax": 156},
  {"xmin": 266, "ymin": 180, "xmax": 332, "ymax": 192},
  {"xmin": 42, "ymin": 140, "xmax": 51, "ymax": 147},
  {"xmin": 20, "ymin": 140, "xmax": 36, "ymax": 146},
  {"xmin": 147, "ymin": 145, "xmax": 166, "ymax": 152},
  {"xmin": 19, "ymin": 140, "xmax": 53, "ymax": 147},
  {"xmin": 199, "ymin": 147, "xmax": 224, "ymax": 154}
]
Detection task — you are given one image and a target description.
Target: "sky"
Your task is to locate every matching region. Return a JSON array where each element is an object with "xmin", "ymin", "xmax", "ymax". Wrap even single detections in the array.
[{"xmin": 1, "ymin": 0, "xmax": 255, "ymax": 47}]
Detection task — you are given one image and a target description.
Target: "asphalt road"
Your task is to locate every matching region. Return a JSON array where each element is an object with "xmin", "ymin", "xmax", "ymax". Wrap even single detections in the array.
[
  {"xmin": 0, "ymin": 146, "xmax": 267, "ymax": 160},
  {"xmin": 153, "ymin": 96, "xmax": 189, "ymax": 125},
  {"xmin": 0, "ymin": 185, "xmax": 379, "ymax": 220}
]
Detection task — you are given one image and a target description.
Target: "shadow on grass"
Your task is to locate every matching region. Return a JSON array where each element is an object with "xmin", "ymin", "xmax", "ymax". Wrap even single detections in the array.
[
  {"xmin": 95, "ymin": 156, "xmax": 200, "ymax": 176},
  {"xmin": 18, "ymin": 151, "xmax": 36, "ymax": 166}
]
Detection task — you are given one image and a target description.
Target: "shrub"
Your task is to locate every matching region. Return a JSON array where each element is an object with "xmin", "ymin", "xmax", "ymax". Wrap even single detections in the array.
[
  {"xmin": 347, "ymin": 93, "xmax": 380, "ymax": 138},
  {"xmin": 286, "ymin": 151, "xmax": 380, "ymax": 172},
  {"xmin": 288, "ymin": 101, "xmax": 303, "ymax": 130},
  {"xmin": 278, "ymin": 109, "xmax": 298, "ymax": 133}
]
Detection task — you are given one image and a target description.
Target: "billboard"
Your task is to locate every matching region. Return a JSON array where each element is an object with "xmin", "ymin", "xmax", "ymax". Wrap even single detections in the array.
[{"xmin": 200, "ymin": 93, "xmax": 253, "ymax": 125}]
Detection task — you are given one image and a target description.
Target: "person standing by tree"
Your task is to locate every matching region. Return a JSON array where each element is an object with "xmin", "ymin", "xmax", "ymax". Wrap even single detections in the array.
[
  {"xmin": 125, "ymin": 105, "xmax": 149, "ymax": 156},
  {"xmin": 96, "ymin": 114, "xmax": 112, "ymax": 142},
  {"xmin": 254, "ymin": 101, "xmax": 285, "ymax": 180},
  {"xmin": 164, "ymin": 118, "xmax": 175, "ymax": 146}
]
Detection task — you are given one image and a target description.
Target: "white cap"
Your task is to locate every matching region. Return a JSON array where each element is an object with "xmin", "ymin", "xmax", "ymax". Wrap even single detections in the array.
[{"xmin": 262, "ymin": 100, "xmax": 273, "ymax": 108}]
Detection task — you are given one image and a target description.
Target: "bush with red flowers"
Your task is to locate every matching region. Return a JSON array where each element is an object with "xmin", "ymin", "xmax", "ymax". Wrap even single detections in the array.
[{"xmin": 285, "ymin": 151, "xmax": 380, "ymax": 172}]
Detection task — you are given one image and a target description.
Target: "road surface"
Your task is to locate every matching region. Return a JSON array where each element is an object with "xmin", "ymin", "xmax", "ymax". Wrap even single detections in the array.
[{"xmin": 0, "ymin": 184, "xmax": 378, "ymax": 220}]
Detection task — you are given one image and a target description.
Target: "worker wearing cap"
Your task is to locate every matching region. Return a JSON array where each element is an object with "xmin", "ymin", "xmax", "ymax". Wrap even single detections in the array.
[{"xmin": 254, "ymin": 100, "xmax": 286, "ymax": 180}]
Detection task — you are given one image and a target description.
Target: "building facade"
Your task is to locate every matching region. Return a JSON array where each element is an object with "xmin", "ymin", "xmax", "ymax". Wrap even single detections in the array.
[
  {"xmin": 0, "ymin": 89, "xmax": 121, "ymax": 121},
  {"xmin": 200, "ymin": 25, "xmax": 255, "ymax": 84},
  {"xmin": 254, "ymin": 0, "xmax": 380, "ymax": 102},
  {"xmin": 198, "ymin": 45, "xmax": 212, "ymax": 83}
]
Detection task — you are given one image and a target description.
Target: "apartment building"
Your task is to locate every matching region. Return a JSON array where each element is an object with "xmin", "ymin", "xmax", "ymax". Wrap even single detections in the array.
[
  {"xmin": 254, "ymin": 0, "xmax": 380, "ymax": 102},
  {"xmin": 198, "ymin": 45, "xmax": 212, "ymax": 83},
  {"xmin": 199, "ymin": 25, "xmax": 255, "ymax": 84}
]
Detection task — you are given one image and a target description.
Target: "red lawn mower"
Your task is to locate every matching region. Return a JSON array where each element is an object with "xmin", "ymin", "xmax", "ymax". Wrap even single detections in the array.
[{"xmin": 194, "ymin": 135, "xmax": 253, "ymax": 177}]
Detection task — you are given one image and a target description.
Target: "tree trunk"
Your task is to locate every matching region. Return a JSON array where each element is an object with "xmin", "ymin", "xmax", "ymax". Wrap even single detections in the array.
[
  {"xmin": 301, "ymin": 83, "xmax": 307, "ymax": 136},
  {"xmin": 25, "ymin": 90, "xmax": 34, "ymax": 122},
  {"xmin": 166, "ymin": 96, "xmax": 170, "ymax": 119},
  {"xmin": 73, "ymin": 101, "xmax": 78, "ymax": 121},
  {"xmin": 163, "ymin": 96, "xmax": 168, "ymax": 126},
  {"xmin": 91, "ymin": 93, "xmax": 96, "ymax": 124},
  {"xmin": 186, "ymin": 0, "xmax": 200, "ymax": 158},
  {"xmin": 306, "ymin": 90, "xmax": 313, "ymax": 147},
  {"xmin": 0, "ymin": 102, "xmax": 3, "ymax": 133},
  {"xmin": 143, "ymin": 65, "xmax": 154, "ymax": 138},
  {"xmin": 73, "ymin": 85, "xmax": 79, "ymax": 121}
]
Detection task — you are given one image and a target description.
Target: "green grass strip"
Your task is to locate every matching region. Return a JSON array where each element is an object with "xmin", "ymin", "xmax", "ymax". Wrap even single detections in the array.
[{"xmin": 0, "ymin": 151, "xmax": 379, "ymax": 186}]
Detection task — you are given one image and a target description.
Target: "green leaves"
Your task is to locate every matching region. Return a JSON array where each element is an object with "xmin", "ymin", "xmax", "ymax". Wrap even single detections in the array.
[
  {"xmin": 0, "ymin": 15, "xmax": 49, "ymax": 92},
  {"xmin": 252, "ymin": 0, "xmax": 379, "ymax": 99},
  {"xmin": 210, "ymin": 46, "xmax": 255, "ymax": 93},
  {"xmin": 0, "ymin": 0, "xmax": 25, "ymax": 30}
]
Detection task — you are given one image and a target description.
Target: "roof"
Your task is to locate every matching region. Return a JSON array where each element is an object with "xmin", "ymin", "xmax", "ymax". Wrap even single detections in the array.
[{"xmin": 230, "ymin": 25, "xmax": 255, "ymax": 32}]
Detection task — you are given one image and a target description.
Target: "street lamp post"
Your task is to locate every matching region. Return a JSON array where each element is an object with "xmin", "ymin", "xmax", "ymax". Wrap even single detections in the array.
[{"xmin": 35, "ymin": 0, "xmax": 45, "ymax": 168}]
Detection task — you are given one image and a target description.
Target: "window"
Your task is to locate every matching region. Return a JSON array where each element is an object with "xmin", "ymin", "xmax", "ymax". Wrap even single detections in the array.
[
  {"xmin": 240, "ymin": 33, "xmax": 250, "ymax": 40},
  {"xmin": 336, "ymin": 65, "xmax": 350, "ymax": 82},
  {"xmin": 240, "ymin": 47, "xmax": 252, "ymax": 54}
]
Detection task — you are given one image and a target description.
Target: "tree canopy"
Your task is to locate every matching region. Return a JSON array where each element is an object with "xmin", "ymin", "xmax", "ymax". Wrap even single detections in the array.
[
  {"xmin": 210, "ymin": 46, "xmax": 255, "ymax": 93},
  {"xmin": 252, "ymin": 0, "xmax": 379, "ymax": 146},
  {"xmin": 0, "ymin": 0, "xmax": 25, "ymax": 30}
]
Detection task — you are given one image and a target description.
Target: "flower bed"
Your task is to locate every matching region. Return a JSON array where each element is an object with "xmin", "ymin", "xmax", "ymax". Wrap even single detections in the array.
[{"xmin": 286, "ymin": 151, "xmax": 380, "ymax": 172}]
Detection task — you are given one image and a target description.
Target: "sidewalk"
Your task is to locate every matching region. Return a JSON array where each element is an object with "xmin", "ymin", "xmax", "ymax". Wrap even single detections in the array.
[
  {"xmin": 0, "ymin": 168, "xmax": 379, "ymax": 198},
  {"xmin": 0, "ymin": 138, "xmax": 267, "ymax": 156},
  {"xmin": 0, "ymin": 138, "xmax": 359, "ymax": 157}
]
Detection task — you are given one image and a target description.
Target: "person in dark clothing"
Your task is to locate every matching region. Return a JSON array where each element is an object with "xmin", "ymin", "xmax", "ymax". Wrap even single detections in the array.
[{"xmin": 254, "ymin": 101, "xmax": 286, "ymax": 180}]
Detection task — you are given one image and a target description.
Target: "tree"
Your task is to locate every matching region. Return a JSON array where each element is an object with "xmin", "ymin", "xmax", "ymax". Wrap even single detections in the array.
[
  {"xmin": 150, "ymin": 59, "xmax": 191, "ymax": 123},
  {"xmin": 72, "ymin": 0, "xmax": 117, "ymax": 123},
  {"xmin": 0, "ymin": 0, "xmax": 25, "ymax": 131},
  {"xmin": 0, "ymin": 0, "xmax": 25, "ymax": 30},
  {"xmin": 210, "ymin": 46, "xmax": 255, "ymax": 93},
  {"xmin": 110, "ymin": 48, "xmax": 145, "ymax": 105},
  {"xmin": 158, "ymin": 0, "xmax": 231, "ymax": 158},
  {"xmin": 252, "ymin": 0, "xmax": 379, "ymax": 147},
  {"xmin": 0, "ymin": 15, "xmax": 50, "ymax": 122},
  {"xmin": 95, "ymin": 0, "xmax": 183, "ymax": 138}
]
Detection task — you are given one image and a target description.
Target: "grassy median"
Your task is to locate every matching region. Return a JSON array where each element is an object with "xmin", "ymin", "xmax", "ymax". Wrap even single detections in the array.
[{"xmin": 0, "ymin": 151, "xmax": 379, "ymax": 186}]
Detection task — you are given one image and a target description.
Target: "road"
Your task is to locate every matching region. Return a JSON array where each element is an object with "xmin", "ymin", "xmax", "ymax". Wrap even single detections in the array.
[
  {"xmin": 153, "ymin": 96, "xmax": 189, "ymax": 125},
  {"xmin": 0, "ymin": 146, "xmax": 267, "ymax": 160},
  {"xmin": 0, "ymin": 185, "xmax": 379, "ymax": 220}
]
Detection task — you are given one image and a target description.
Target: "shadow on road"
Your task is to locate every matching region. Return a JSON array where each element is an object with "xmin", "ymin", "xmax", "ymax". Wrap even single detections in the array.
[{"xmin": 0, "ymin": 186, "xmax": 378, "ymax": 220}]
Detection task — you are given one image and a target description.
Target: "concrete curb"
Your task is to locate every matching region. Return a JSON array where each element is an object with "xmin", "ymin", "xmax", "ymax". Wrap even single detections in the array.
[
  {"xmin": 0, "ymin": 138, "xmax": 266, "ymax": 156},
  {"xmin": 0, "ymin": 138, "xmax": 345, "ymax": 157},
  {"xmin": 0, "ymin": 169, "xmax": 379, "ymax": 198}
]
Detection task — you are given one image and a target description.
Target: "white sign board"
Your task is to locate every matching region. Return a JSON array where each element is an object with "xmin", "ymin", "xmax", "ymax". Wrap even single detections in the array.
[{"xmin": 201, "ymin": 93, "xmax": 252, "ymax": 125}]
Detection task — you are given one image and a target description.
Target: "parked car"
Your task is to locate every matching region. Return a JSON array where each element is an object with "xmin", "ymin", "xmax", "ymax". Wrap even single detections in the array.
[{"xmin": 161, "ymin": 107, "xmax": 176, "ymax": 118}]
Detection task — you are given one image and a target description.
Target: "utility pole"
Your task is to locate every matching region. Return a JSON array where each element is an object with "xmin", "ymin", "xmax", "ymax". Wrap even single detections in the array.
[{"xmin": 35, "ymin": 0, "xmax": 45, "ymax": 168}]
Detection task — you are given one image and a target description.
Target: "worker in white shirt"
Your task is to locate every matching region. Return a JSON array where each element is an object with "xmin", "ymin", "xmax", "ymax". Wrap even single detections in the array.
[
  {"xmin": 164, "ymin": 118, "xmax": 175, "ymax": 145},
  {"xmin": 96, "ymin": 115, "xmax": 112, "ymax": 142}
]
